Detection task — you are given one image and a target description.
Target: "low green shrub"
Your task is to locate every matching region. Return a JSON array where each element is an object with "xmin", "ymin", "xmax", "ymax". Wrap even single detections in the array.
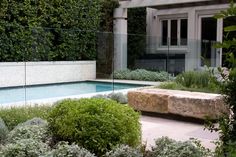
[
  {"xmin": 158, "ymin": 81, "xmax": 219, "ymax": 93},
  {"xmin": 176, "ymin": 71, "xmax": 220, "ymax": 91},
  {"xmin": 105, "ymin": 145, "xmax": 143, "ymax": 157},
  {"xmin": 176, "ymin": 71, "xmax": 209, "ymax": 88},
  {"xmin": 158, "ymin": 70, "xmax": 221, "ymax": 93},
  {"xmin": 7, "ymin": 124, "xmax": 49, "ymax": 143},
  {"xmin": 47, "ymin": 142, "xmax": 96, "ymax": 157},
  {"xmin": 113, "ymin": 69, "xmax": 172, "ymax": 82},
  {"xmin": 158, "ymin": 82, "xmax": 184, "ymax": 89},
  {"xmin": 48, "ymin": 98, "xmax": 141, "ymax": 156},
  {"xmin": 0, "ymin": 105, "xmax": 51, "ymax": 130},
  {"xmin": 0, "ymin": 118, "xmax": 9, "ymax": 144},
  {"xmin": 0, "ymin": 138, "xmax": 49, "ymax": 157},
  {"xmin": 149, "ymin": 137, "xmax": 210, "ymax": 157}
]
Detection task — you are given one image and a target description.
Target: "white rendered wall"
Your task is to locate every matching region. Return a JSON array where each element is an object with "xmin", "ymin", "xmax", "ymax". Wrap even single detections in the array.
[{"xmin": 0, "ymin": 61, "xmax": 96, "ymax": 88}]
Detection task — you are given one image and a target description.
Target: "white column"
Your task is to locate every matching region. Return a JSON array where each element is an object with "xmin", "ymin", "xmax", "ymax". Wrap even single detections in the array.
[
  {"xmin": 113, "ymin": 8, "xmax": 128, "ymax": 70},
  {"xmin": 185, "ymin": 9, "xmax": 198, "ymax": 71},
  {"xmin": 217, "ymin": 18, "xmax": 223, "ymax": 67}
]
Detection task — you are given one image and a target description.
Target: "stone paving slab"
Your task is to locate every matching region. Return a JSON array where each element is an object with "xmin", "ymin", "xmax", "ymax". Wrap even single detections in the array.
[{"xmin": 141, "ymin": 115, "xmax": 218, "ymax": 150}]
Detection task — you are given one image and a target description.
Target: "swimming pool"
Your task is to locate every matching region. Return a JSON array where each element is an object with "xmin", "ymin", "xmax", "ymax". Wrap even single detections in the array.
[{"xmin": 0, "ymin": 81, "xmax": 144, "ymax": 104}]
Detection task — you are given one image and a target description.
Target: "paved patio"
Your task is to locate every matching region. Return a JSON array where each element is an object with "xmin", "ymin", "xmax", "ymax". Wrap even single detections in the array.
[{"xmin": 141, "ymin": 115, "xmax": 219, "ymax": 150}]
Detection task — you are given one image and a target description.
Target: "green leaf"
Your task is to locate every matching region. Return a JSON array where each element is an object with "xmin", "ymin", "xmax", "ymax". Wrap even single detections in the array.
[{"xmin": 224, "ymin": 25, "xmax": 236, "ymax": 32}]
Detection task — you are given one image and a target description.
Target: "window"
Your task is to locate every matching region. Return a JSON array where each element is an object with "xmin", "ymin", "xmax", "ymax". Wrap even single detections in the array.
[
  {"xmin": 171, "ymin": 20, "xmax": 178, "ymax": 45},
  {"xmin": 180, "ymin": 19, "xmax": 188, "ymax": 45},
  {"xmin": 161, "ymin": 18, "xmax": 188, "ymax": 46},
  {"xmin": 162, "ymin": 20, "xmax": 168, "ymax": 46}
]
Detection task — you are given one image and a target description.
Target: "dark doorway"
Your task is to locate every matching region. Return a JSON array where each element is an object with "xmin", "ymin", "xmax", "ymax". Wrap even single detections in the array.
[{"xmin": 201, "ymin": 17, "xmax": 217, "ymax": 66}]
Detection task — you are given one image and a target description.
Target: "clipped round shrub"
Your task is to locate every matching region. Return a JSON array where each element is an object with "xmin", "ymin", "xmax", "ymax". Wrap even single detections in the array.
[
  {"xmin": 0, "ymin": 118, "xmax": 9, "ymax": 144},
  {"xmin": 7, "ymin": 124, "xmax": 48, "ymax": 143},
  {"xmin": 105, "ymin": 145, "xmax": 143, "ymax": 157},
  {"xmin": 48, "ymin": 142, "xmax": 96, "ymax": 157},
  {"xmin": 0, "ymin": 138, "xmax": 49, "ymax": 157},
  {"xmin": 48, "ymin": 98, "xmax": 141, "ymax": 156},
  {"xmin": 149, "ymin": 137, "xmax": 207, "ymax": 157}
]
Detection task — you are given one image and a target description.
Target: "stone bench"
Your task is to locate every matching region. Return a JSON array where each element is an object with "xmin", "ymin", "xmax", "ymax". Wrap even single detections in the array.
[{"xmin": 128, "ymin": 88, "xmax": 228, "ymax": 119}]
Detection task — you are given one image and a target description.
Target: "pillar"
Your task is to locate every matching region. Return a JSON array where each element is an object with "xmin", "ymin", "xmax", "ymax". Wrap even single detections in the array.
[{"xmin": 113, "ymin": 8, "xmax": 128, "ymax": 70}]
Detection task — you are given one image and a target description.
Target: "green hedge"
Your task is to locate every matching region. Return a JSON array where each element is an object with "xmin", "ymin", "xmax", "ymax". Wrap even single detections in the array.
[
  {"xmin": 0, "ymin": 0, "xmax": 118, "ymax": 62},
  {"xmin": 48, "ymin": 98, "xmax": 141, "ymax": 156}
]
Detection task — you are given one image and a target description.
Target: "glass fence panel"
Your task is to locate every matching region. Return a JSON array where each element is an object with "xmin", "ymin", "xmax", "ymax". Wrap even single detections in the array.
[{"xmin": 0, "ymin": 28, "xmax": 221, "ymax": 106}]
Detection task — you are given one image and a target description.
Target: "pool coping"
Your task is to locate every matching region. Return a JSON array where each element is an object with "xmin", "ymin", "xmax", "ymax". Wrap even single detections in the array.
[{"xmin": 93, "ymin": 79, "xmax": 161, "ymax": 86}]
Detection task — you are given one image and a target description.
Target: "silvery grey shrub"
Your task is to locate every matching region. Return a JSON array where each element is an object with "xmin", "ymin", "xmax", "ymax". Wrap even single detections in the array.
[
  {"xmin": 0, "ymin": 118, "xmax": 9, "ymax": 144},
  {"xmin": 108, "ymin": 93, "xmax": 128, "ymax": 104},
  {"xmin": 16, "ymin": 117, "xmax": 48, "ymax": 128},
  {"xmin": 92, "ymin": 93, "xmax": 128, "ymax": 104},
  {"xmin": 46, "ymin": 142, "xmax": 96, "ymax": 157},
  {"xmin": 105, "ymin": 145, "xmax": 143, "ymax": 157},
  {"xmin": 7, "ymin": 124, "xmax": 48, "ymax": 143},
  {"xmin": 0, "ymin": 138, "xmax": 49, "ymax": 157},
  {"xmin": 149, "ymin": 137, "xmax": 209, "ymax": 157}
]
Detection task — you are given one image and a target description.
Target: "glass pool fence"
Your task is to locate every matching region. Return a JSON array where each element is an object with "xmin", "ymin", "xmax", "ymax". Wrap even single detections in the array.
[{"xmin": 0, "ymin": 27, "xmax": 221, "ymax": 105}]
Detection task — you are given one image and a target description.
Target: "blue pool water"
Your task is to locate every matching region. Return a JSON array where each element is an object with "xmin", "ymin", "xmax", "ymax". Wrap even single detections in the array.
[{"xmin": 0, "ymin": 81, "xmax": 144, "ymax": 104}]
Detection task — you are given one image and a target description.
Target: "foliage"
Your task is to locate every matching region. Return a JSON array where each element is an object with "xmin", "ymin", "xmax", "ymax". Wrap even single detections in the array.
[
  {"xmin": 159, "ymin": 81, "xmax": 220, "ymax": 93},
  {"xmin": 175, "ymin": 70, "xmax": 220, "ymax": 93},
  {"xmin": 159, "ymin": 82, "xmax": 184, "ymax": 90},
  {"xmin": 149, "ymin": 137, "xmax": 210, "ymax": 157},
  {"xmin": 47, "ymin": 142, "xmax": 96, "ymax": 157},
  {"xmin": 0, "ymin": 138, "xmax": 49, "ymax": 157},
  {"xmin": 0, "ymin": 0, "xmax": 115, "ymax": 62},
  {"xmin": 47, "ymin": 98, "xmax": 141, "ymax": 156},
  {"xmin": 107, "ymin": 93, "xmax": 128, "ymax": 104},
  {"xmin": 0, "ymin": 118, "xmax": 8, "ymax": 144},
  {"xmin": 0, "ymin": 105, "xmax": 51, "ymax": 130},
  {"xmin": 105, "ymin": 145, "xmax": 143, "ymax": 157},
  {"xmin": 96, "ymin": 0, "xmax": 119, "ymax": 77},
  {"xmin": 205, "ymin": 1, "xmax": 236, "ymax": 156},
  {"xmin": 99, "ymin": 0, "xmax": 119, "ymax": 32},
  {"xmin": 7, "ymin": 124, "xmax": 49, "ymax": 143},
  {"xmin": 113, "ymin": 69, "xmax": 173, "ymax": 81},
  {"xmin": 16, "ymin": 117, "xmax": 48, "ymax": 127},
  {"xmin": 213, "ymin": 1, "xmax": 236, "ymax": 67},
  {"xmin": 93, "ymin": 93, "xmax": 128, "ymax": 104}
]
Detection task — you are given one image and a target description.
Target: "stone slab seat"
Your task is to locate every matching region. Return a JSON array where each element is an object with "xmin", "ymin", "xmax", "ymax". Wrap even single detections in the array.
[{"xmin": 128, "ymin": 88, "xmax": 228, "ymax": 119}]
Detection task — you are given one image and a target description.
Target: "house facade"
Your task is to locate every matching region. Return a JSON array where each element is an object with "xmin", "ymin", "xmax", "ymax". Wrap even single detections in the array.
[{"xmin": 113, "ymin": 0, "xmax": 231, "ymax": 73}]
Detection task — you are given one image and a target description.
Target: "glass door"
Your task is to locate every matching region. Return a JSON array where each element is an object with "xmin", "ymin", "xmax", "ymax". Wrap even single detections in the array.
[{"xmin": 199, "ymin": 16, "xmax": 217, "ymax": 67}]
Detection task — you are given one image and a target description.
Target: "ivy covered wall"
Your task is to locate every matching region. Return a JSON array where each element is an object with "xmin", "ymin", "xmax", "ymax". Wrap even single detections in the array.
[{"xmin": 0, "ymin": 0, "xmax": 118, "ymax": 62}]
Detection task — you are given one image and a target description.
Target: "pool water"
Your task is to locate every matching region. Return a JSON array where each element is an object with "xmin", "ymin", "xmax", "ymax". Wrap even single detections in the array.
[{"xmin": 0, "ymin": 81, "xmax": 144, "ymax": 104}]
